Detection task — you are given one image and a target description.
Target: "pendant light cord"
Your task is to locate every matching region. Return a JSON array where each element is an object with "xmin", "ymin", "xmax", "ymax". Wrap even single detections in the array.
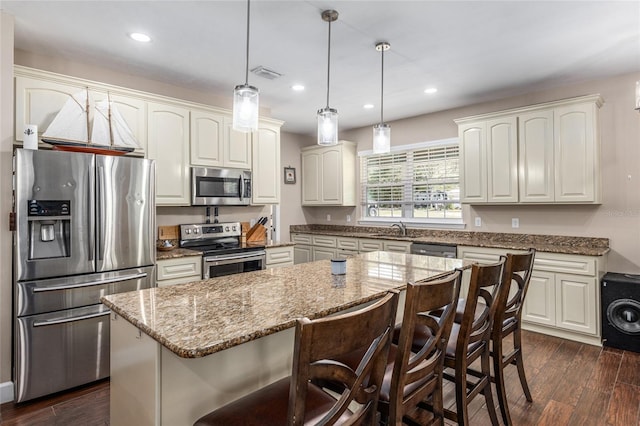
[
  {"xmin": 326, "ymin": 17, "xmax": 332, "ymax": 108},
  {"xmin": 380, "ymin": 46, "xmax": 384, "ymax": 124},
  {"xmin": 244, "ymin": 0, "xmax": 251, "ymax": 85}
]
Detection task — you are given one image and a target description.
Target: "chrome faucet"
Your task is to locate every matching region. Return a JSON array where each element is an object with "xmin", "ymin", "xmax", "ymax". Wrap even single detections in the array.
[{"xmin": 391, "ymin": 221, "xmax": 407, "ymax": 237}]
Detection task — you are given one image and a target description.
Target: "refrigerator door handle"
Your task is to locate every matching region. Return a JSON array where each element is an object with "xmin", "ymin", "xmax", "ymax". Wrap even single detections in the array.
[
  {"xmin": 32, "ymin": 272, "xmax": 148, "ymax": 293},
  {"xmin": 33, "ymin": 310, "xmax": 111, "ymax": 327},
  {"xmin": 88, "ymin": 162, "xmax": 96, "ymax": 262},
  {"xmin": 96, "ymin": 165, "xmax": 104, "ymax": 261}
]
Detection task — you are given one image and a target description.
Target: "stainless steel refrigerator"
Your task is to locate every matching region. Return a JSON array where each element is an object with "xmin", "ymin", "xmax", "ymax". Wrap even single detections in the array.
[{"xmin": 13, "ymin": 148, "xmax": 156, "ymax": 402}]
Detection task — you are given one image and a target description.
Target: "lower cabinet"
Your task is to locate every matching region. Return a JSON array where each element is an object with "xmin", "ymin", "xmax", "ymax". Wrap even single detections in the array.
[
  {"xmin": 265, "ymin": 246, "xmax": 294, "ymax": 269},
  {"xmin": 156, "ymin": 256, "xmax": 202, "ymax": 287},
  {"xmin": 457, "ymin": 245, "xmax": 604, "ymax": 345}
]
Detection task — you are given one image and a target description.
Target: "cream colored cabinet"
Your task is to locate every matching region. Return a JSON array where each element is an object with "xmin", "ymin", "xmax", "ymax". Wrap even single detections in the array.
[
  {"xmin": 456, "ymin": 95, "xmax": 603, "ymax": 205},
  {"xmin": 147, "ymin": 101, "xmax": 190, "ymax": 205},
  {"xmin": 156, "ymin": 256, "xmax": 202, "ymax": 287},
  {"xmin": 265, "ymin": 246, "xmax": 294, "ymax": 269},
  {"xmin": 14, "ymin": 73, "xmax": 85, "ymax": 146},
  {"xmin": 358, "ymin": 239, "xmax": 384, "ymax": 252},
  {"xmin": 15, "ymin": 69, "xmax": 148, "ymax": 155},
  {"xmin": 190, "ymin": 110, "xmax": 252, "ymax": 169},
  {"xmin": 301, "ymin": 141, "xmax": 357, "ymax": 206},
  {"xmin": 383, "ymin": 241, "xmax": 412, "ymax": 253},
  {"xmin": 91, "ymin": 90, "xmax": 147, "ymax": 156},
  {"xmin": 291, "ymin": 233, "xmax": 312, "ymax": 264},
  {"xmin": 457, "ymin": 245, "xmax": 603, "ymax": 345},
  {"xmin": 251, "ymin": 121, "xmax": 281, "ymax": 204},
  {"xmin": 313, "ymin": 247, "xmax": 337, "ymax": 261}
]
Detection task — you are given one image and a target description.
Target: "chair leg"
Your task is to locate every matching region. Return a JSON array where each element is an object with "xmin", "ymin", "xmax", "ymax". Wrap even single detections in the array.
[
  {"xmin": 454, "ymin": 357, "xmax": 470, "ymax": 426},
  {"xmin": 492, "ymin": 338, "xmax": 512, "ymax": 425},
  {"xmin": 513, "ymin": 327, "xmax": 532, "ymax": 402},
  {"xmin": 481, "ymin": 349, "xmax": 500, "ymax": 426},
  {"xmin": 432, "ymin": 372, "xmax": 445, "ymax": 425}
]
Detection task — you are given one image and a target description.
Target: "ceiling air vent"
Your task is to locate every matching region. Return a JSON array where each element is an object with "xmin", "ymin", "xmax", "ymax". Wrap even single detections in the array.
[{"xmin": 251, "ymin": 66, "xmax": 283, "ymax": 80}]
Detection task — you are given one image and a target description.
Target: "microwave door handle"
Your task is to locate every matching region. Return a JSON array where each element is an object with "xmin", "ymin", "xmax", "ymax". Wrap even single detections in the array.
[{"xmin": 239, "ymin": 174, "xmax": 244, "ymax": 201}]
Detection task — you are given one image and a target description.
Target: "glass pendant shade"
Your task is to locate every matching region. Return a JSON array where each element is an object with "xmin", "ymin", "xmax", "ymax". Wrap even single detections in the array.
[
  {"xmin": 233, "ymin": 84, "xmax": 259, "ymax": 132},
  {"xmin": 373, "ymin": 123, "xmax": 390, "ymax": 154},
  {"xmin": 317, "ymin": 107, "xmax": 338, "ymax": 146}
]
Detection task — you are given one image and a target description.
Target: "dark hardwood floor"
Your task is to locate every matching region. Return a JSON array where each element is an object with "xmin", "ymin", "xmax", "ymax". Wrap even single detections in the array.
[{"xmin": 1, "ymin": 330, "xmax": 638, "ymax": 425}]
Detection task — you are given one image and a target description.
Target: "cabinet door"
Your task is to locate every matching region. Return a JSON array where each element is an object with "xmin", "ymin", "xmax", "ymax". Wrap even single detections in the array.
[
  {"xmin": 147, "ymin": 102, "xmax": 190, "ymax": 205},
  {"xmin": 518, "ymin": 110, "xmax": 554, "ymax": 202},
  {"xmin": 321, "ymin": 147, "xmax": 342, "ymax": 203},
  {"xmin": 15, "ymin": 75, "xmax": 85, "ymax": 144},
  {"xmin": 459, "ymin": 122, "xmax": 487, "ymax": 203},
  {"xmin": 190, "ymin": 109, "xmax": 224, "ymax": 167},
  {"xmin": 293, "ymin": 245, "xmax": 312, "ymax": 264},
  {"xmin": 555, "ymin": 273, "xmax": 597, "ymax": 335},
  {"xmin": 302, "ymin": 151, "xmax": 321, "ymax": 204},
  {"xmin": 252, "ymin": 123, "xmax": 280, "ymax": 204},
  {"xmin": 224, "ymin": 120, "xmax": 252, "ymax": 169},
  {"xmin": 554, "ymin": 103, "xmax": 598, "ymax": 203},
  {"xmin": 91, "ymin": 91, "xmax": 147, "ymax": 156},
  {"xmin": 313, "ymin": 247, "xmax": 336, "ymax": 261},
  {"xmin": 522, "ymin": 270, "xmax": 556, "ymax": 327},
  {"xmin": 486, "ymin": 117, "xmax": 518, "ymax": 203}
]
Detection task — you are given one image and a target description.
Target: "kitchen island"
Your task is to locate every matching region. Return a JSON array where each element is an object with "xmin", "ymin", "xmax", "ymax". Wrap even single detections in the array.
[{"xmin": 102, "ymin": 251, "xmax": 467, "ymax": 426}]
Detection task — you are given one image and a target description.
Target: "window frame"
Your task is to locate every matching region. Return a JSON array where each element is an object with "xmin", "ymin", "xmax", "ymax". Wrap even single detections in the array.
[{"xmin": 358, "ymin": 137, "xmax": 464, "ymax": 228}]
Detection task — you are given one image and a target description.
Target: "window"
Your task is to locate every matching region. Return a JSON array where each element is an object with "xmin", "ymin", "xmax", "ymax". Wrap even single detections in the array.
[{"xmin": 360, "ymin": 139, "xmax": 461, "ymax": 223}]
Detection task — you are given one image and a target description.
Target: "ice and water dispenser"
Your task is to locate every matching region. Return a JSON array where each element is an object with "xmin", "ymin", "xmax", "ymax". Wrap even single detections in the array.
[{"xmin": 27, "ymin": 200, "xmax": 71, "ymax": 260}]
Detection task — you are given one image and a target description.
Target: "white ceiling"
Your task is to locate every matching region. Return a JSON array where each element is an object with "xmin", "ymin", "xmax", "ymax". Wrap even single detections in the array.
[{"xmin": 2, "ymin": 1, "xmax": 639, "ymax": 135}]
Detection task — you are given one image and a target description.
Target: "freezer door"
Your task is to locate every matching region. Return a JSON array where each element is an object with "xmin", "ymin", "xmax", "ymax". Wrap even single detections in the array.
[
  {"xmin": 95, "ymin": 155, "xmax": 155, "ymax": 272},
  {"xmin": 14, "ymin": 304, "xmax": 111, "ymax": 403},
  {"xmin": 16, "ymin": 265, "xmax": 155, "ymax": 316},
  {"xmin": 14, "ymin": 149, "xmax": 95, "ymax": 281}
]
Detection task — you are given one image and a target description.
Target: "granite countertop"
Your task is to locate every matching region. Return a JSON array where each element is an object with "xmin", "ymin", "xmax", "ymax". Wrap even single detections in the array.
[
  {"xmin": 156, "ymin": 240, "xmax": 295, "ymax": 260},
  {"xmin": 290, "ymin": 225, "xmax": 610, "ymax": 257},
  {"xmin": 102, "ymin": 251, "xmax": 467, "ymax": 359}
]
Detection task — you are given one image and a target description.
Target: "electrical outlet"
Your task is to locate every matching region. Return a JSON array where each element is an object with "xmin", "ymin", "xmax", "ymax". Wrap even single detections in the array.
[
  {"xmin": 326, "ymin": 214, "xmax": 331, "ymax": 221},
  {"xmin": 511, "ymin": 218, "xmax": 519, "ymax": 228},
  {"xmin": 346, "ymin": 215, "xmax": 351, "ymax": 222},
  {"xmin": 474, "ymin": 217, "xmax": 481, "ymax": 227}
]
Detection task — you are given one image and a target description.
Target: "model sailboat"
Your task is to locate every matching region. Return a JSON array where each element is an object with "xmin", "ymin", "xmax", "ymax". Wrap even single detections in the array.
[{"xmin": 41, "ymin": 89, "xmax": 140, "ymax": 155}]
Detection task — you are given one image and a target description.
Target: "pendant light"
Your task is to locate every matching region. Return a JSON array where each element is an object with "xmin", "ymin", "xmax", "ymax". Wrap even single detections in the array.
[
  {"xmin": 317, "ymin": 10, "xmax": 339, "ymax": 146},
  {"xmin": 373, "ymin": 42, "xmax": 390, "ymax": 154},
  {"xmin": 233, "ymin": 0, "xmax": 259, "ymax": 133}
]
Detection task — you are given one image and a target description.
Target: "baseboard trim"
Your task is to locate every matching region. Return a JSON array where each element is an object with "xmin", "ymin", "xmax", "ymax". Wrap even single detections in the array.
[{"xmin": 1, "ymin": 381, "xmax": 14, "ymax": 404}]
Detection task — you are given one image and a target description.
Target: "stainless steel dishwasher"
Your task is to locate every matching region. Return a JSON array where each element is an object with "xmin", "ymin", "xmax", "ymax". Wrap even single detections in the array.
[{"xmin": 411, "ymin": 242, "xmax": 457, "ymax": 258}]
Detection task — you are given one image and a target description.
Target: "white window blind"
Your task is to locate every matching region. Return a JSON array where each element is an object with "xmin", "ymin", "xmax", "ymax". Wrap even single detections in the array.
[{"xmin": 360, "ymin": 142, "xmax": 461, "ymax": 222}]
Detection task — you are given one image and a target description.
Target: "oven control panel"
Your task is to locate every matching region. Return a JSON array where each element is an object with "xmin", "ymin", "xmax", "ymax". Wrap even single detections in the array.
[{"xmin": 180, "ymin": 222, "xmax": 241, "ymax": 241}]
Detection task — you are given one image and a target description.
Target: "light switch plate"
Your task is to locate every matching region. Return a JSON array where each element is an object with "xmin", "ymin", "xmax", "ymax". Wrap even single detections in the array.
[
  {"xmin": 474, "ymin": 217, "xmax": 481, "ymax": 227},
  {"xmin": 511, "ymin": 218, "xmax": 520, "ymax": 228},
  {"xmin": 326, "ymin": 214, "xmax": 331, "ymax": 221}
]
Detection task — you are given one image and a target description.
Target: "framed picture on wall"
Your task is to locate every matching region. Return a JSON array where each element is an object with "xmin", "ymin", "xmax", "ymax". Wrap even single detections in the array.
[{"xmin": 284, "ymin": 167, "xmax": 296, "ymax": 184}]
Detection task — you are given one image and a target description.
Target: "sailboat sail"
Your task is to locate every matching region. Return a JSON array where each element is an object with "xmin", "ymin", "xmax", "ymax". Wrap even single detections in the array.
[
  {"xmin": 42, "ymin": 89, "xmax": 140, "ymax": 155},
  {"xmin": 41, "ymin": 90, "xmax": 89, "ymax": 144}
]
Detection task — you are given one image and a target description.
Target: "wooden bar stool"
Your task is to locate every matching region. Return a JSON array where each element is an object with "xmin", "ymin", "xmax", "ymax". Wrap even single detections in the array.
[
  {"xmin": 492, "ymin": 249, "xmax": 536, "ymax": 425},
  {"xmin": 378, "ymin": 270, "xmax": 462, "ymax": 426},
  {"xmin": 193, "ymin": 290, "xmax": 399, "ymax": 426},
  {"xmin": 442, "ymin": 260, "xmax": 505, "ymax": 426}
]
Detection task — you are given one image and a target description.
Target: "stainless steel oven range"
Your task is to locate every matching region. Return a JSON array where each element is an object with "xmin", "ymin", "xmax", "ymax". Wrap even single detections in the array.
[{"xmin": 179, "ymin": 222, "xmax": 265, "ymax": 279}]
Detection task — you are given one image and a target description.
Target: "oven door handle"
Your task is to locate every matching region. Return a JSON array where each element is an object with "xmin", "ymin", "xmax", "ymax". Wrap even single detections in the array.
[
  {"xmin": 32, "ymin": 272, "xmax": 148, "ymax": 293},
  {"xmin": 33, "ymin": 310, "xmax": 111, "ymax": 327},
  {"xmin": 205, "ymin": 252, "xmax": 265, "ymax": 266}
]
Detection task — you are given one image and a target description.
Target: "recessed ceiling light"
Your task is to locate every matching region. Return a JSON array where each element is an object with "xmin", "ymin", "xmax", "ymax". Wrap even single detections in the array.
[
  {"xmin": 424, "ymin": 87, "xmax": 438, "ymax": 94},
  {"xmin": 291, "ymin": 84, "xmax": 305, "ymax": 91},
  {"xmin": 130, "ymin": 33, "xmax": 151, "ymax": 43},
  {"xmin": 363, "ymin": 104, "xmax": 375, "ymax": 109}
]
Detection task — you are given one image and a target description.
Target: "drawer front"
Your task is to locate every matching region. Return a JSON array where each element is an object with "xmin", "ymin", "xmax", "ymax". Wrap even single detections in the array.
[
  {"xmin": 157, "ymin": 257, "xmax": 202, "ymax": 281},
  {"xmin": 291, "ymin": 233, "xmax": 312, "ymax": 244},
  {"xmin": 534, "ymin": 253, "xmax": 597, "ymax": 276},
  {"xmin": 359, "ymin": 239, "xmax": 384, "ymax": 252},
  {"xmin": 266, "ymin": 247, "xmax": 294, "ymax": 265},
  {"xmin": 457, "ymin": 246, "xmax": 506, "ymax": 264},
  {"xmin": 312, "ymin": 235, "xmax": 337, "ymax": 248},
  {"xmin": 336, "ymin": 237, "xmax": 358, "ymax": 250},
  {"xmin": 383, "ymin": 241, "xmax": 411, "ymax": 253}
]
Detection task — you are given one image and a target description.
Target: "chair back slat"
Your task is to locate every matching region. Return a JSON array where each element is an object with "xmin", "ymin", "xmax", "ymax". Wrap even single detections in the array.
[{"xmin": 494, "ymin": 249, "xmax": 536, "ymax": 333}]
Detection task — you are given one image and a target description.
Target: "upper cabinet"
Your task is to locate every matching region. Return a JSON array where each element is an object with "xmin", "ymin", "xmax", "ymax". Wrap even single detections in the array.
[
  {"xmin": 251, "ymin": 120, "xmax": 282, "ymax": 204},
  {"xmin": 301, "ymin": 141, "xmax": 357, "ymax": 206},
  {"xmin": 15, "ymin": 67, "xmax": 148, "ymax": 156},
  {"xmin": 147, "ymin": 101, "xmax": 190, "ymax": 206},
  {"xmin": 455, "ymin": 94, "xmax": 603, "ymax": 204},
  {"xmin": 190, "ymin": 110, "xmax": 252, "ymax": 170}
]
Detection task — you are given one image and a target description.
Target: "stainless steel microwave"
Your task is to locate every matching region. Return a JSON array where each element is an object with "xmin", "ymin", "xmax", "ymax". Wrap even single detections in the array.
[{"xmin": 191, "ymin": 167, "xmax": 251, "ymax": 206}]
